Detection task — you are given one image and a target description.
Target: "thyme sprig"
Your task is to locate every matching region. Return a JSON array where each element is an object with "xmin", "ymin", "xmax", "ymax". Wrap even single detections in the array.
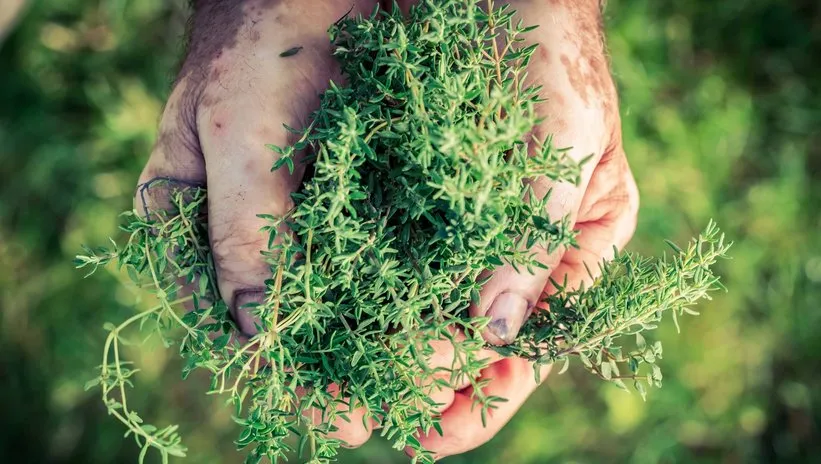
[{"xmin": 77, "ymin": 1, "xmax": 730, "ymax": 462}]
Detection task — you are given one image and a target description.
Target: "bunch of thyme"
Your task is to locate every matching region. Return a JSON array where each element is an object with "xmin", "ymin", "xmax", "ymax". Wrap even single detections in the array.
[{"xmin": 76, "ymin": 1, "xmax": 730, "ymax": 462}]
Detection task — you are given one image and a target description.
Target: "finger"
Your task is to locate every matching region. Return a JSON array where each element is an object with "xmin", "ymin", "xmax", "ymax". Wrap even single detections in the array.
[
  {"xmin": 543, "ymin": 144, "xmax": 639, "ymax": 296},
  {"xmin": 413, "ymin": 358, "xmax": 552, "ymax": 459},
  {"xmin": 468, "ymin": 0, "xmax": 613, "ymax": 346},
  {"xmin": 302, "ymin": 384, "xmax": 376, "ymax": 449},
  {"xmin": 194, "ymin": 0, "xmax": 379, "ymax": 335},
  {"xmin": 136, "ymin": 77, "xmax": 210, "ymax": 320},
  {"xmin": 470, "ymin": 82, "xmax": 605, "ymax": 345},
  {"xmin": 136, "ymin": 77, "xmax": 207, "ymax": 212},
  {"xmin": 472, "ymin": 176, "xmax": 586, "ymax": 345},
  {"xmin": 138, "ymin": 66, "xmax": 284, "ymax": 338},
  {"xmin": 421, "ymin": 335, "xmax": 504, "ymax": 413}
]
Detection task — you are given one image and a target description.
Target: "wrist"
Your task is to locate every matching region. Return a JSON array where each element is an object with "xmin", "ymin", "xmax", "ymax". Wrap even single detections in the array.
[{"xmin": 549, "ymin": 0, "xmax": 605, "ymax": 17}]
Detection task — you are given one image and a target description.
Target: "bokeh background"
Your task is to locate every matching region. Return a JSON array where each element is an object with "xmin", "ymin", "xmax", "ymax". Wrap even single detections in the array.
[{"xmin": 2, "ymin": 0, "xmax": 819, "ymax": 462}]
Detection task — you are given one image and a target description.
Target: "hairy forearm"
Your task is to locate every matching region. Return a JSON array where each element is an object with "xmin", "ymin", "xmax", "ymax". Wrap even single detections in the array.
[{"xmin": 179, "ymin": 0, "xmax": 247, "ymax": 78}]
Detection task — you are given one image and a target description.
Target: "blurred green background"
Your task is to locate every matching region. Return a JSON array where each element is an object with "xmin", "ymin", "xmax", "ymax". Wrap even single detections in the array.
[{"xmin": 1, "ymin": 0, "xmax": 819, "ymax": 462}]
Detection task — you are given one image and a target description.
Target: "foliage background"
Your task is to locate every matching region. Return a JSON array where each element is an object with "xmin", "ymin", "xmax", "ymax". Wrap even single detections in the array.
[{"xmin": 1, "ymin": 0, "xmax": 819, "ymax": 462}]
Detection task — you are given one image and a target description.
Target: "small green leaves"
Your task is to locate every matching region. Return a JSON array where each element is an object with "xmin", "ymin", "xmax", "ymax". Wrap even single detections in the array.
[
  {"xmin": 213, "ymin": 334, "xmax": 231, "ymax": 351},
  {"xmin": 636, "ymin": 333, "xmax": 647, "ymax": 351},
  {"xmin": 84, "ymin": 377, "xmax": 101, "ymax": 391},
  {"xmin": 504, "ymin": 221, "xmax": 730, "ymax": 397}
]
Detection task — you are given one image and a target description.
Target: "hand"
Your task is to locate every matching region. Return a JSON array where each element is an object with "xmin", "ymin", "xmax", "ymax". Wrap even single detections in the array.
[
  {"xmin": 405, "ymin": 0, "xmax": 639, "ymax": 458},
  {"xmin": 136, "ymin": 0, "xmax": 486, "ymax": 449},
  {"xmin": 135, "ymin": 0, "xmax": 385, "ymax": 447}
]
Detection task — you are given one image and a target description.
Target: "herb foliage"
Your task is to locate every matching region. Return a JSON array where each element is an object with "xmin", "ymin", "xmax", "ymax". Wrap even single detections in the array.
[{"xmin": 76, "ymin": 1, "xmax": 730, "ymax": 462}]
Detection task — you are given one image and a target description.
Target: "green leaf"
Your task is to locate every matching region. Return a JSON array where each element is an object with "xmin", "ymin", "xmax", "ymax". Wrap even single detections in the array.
[
  {"xmin": 84, "ymin": 378, "xmax": 101, "ymax": 391},
  {"xmin": 557, "ymin": 356, "xmax": 570, "ymax": 375},
  {"xmin": 635, "ymin": 381, "xmax": 647, "ymax": 401},
  {"xmin": 213, "ymin": 334, "xmax": 230, "ymax": 350},
  {"xmin": 279, "ymin": 46, "xmax": 303, "ymax": 57},
  {"xmin": 600, "ymin": 361, "xmax": 612, "ymax": 380}
]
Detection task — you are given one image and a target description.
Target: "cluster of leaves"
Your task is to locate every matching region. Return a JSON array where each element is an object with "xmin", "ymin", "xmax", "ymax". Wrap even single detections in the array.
[{"xmin": 76, "ymin": 1, "xmax": 729, "ymax": 463}]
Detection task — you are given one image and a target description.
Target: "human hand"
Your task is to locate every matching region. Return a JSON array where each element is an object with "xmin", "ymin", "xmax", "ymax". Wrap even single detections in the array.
[
  {"xmin": 135, "ymin": 0, "xmax": 388, "ymax": 448},
  {"xmin": 402, "ymin": 0, "xmax": 640, "ymax": 458},
  {"xmin": 135, "ymin": 0, "xmax": 501, "ymax": 450}
]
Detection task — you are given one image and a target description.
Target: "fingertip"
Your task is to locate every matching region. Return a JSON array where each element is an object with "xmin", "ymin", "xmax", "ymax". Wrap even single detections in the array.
[
  {"xmin": 337, "ymin": 429, "xmax": 372, "ymax": 449},
  {"xmin": 474, "ymin": 251, "xmax": 562, "ymax": 346},
  {"xmin": 231, "ymin": 287, "xmax": 266, "ymax": 336},
  {"xmin": 484, "ymin": 292, "xmax": 533, "ymax": 345},
  {"xmin": 330, "ymin": 411, "xmax": 375, "ymax": 449},
  {"xmin": 403, "ymin": 444, "xmax": 439, "ymax": 463}
]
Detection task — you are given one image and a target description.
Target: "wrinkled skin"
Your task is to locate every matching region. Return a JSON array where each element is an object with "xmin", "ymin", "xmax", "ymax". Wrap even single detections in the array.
[{"xmin": 137, "ymin": 0, "xmax": 638, "ymax": 458}]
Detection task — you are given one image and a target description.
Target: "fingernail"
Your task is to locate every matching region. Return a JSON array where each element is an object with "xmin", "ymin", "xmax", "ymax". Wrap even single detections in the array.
[
  {"xmin": 486, "ymin": 292, "xmax": 530, "ymax": 344},
  {"xmin": 232, "ymin": 288, "xmax": 265, "ymax": 336}
]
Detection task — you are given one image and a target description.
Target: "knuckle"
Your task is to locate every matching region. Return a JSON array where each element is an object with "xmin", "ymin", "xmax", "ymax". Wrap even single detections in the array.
[
  {"xmin": 210, "ymin": 221, "xmax": 268, "ymax": 275},
  {"xmin": 612, "ymin": 164, "xmax": 639, "ymax": 248},
  {"xmin": 603, "ymin": 147, "xmax": 639, "ymax": 218},
  {"xmin": 441, "ymin": 430, "xmax": 488, "ymax": 457},
  {"xmin": 335, "ymin": 429, "xmax": 371, "ymax": 449},
  {"xmin": 162, "ymin": 79, "xmax": 202, "ymax": 142},
  {"xmin": 330, "ymin": 414, "xmax": 372, "ymax": 448},
  {"xmin": 621, "ymin": 163, "xmax": 640, "ymax": 220},
  {"xmin": 142, "ymin": 79, "xmax": 206, "ymax": 185}
]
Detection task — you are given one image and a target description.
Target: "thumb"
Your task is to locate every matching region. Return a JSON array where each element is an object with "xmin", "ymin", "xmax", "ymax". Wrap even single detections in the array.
[{"xmin": 471, "ymin": 182, "xmax": 581, "ymax": 345}]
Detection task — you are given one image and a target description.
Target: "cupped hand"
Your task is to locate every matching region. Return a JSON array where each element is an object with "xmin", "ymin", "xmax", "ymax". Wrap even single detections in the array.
[
  {"xmin": 136, "ymin": 0, "xmax": 384, "ymax": 448},
  {"xmin": 137, "ymin": 0, "xmax": 487, "ymax": 450},
  {"xmin": 402, "ymin": 0, "xmax": 640, "ymax": 458}
]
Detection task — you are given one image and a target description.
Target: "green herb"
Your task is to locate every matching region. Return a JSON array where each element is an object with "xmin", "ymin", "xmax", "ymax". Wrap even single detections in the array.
[{"xmin": 76, "ymin": 1, "xmax": 730, "ymax": 463}]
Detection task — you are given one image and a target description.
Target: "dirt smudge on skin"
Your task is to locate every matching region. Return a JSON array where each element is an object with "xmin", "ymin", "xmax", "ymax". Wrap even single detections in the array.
[
  {"xmin": 178, "ymin": 1, "xmax": 276, "ymax": 84},
  {"xmin": 152, "ymin": 127, "xmax": 206, "ymax": 178},
  {"xmin": 172, "ymin": 0, "xmax": 280, "ymax": 151},
  {"xmin": 551, "ymin": 0, "xmax": 618, "ymax": 125},
  {"xmin": 539, "ymin": 46, "xmax": 550, "ymax": 63},
  {"xmin": 560, "ymin": 54, "xmax": 589, "ymax": 105},
  {"xmin": 151, "ymin": 1, "xmax": 279, "ymax": 177}
]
